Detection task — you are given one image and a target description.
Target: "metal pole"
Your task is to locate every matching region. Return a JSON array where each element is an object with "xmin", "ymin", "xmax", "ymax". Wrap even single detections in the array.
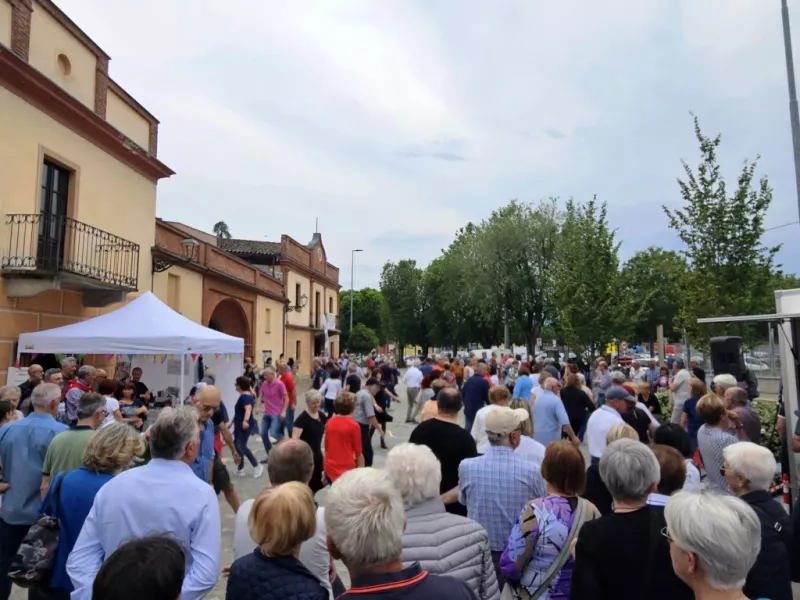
[
  {"xmin": 782, "ymin": 0, "xmax": 800, "ymax": 221},
  {"xmin": 350, "ymin": 250, "xmax": 355, "ymax": 334}
]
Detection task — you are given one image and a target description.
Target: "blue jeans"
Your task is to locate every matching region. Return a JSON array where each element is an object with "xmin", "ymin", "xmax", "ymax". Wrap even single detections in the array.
[
  {"xmin": 464, "ymin": 415, "xmax": 474, "ymax": 435},
  {"xmin": 234, "ymin": 433, "xmax": 258, "ymax": 469},
  {"xmin": 284, "ymin": 407, "xmax": 295, "ymax": 438},
  {"xmin": 597, "ymin": 393, "xmax": 605, "ymax": 407},
  {"xmin": 261, "ymin": 414, "xmax": 284, "ymax": 453}
]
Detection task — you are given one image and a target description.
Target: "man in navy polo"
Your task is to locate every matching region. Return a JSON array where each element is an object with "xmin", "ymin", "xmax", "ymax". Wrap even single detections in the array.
[{"xmin": 325, "ymin": 468, "xmax": 476, "ymax": 600}]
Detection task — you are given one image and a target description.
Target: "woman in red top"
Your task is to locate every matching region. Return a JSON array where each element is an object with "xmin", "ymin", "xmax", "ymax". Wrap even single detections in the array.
[{"xmin": 323, "ymin": 391, "xmax": 363, "ymax": 484}]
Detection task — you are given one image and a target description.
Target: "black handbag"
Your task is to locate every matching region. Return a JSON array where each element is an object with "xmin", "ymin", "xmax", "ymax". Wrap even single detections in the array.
[{"xmin": 9, "ymin": 473, "xmax": 65, "ymax": 588}]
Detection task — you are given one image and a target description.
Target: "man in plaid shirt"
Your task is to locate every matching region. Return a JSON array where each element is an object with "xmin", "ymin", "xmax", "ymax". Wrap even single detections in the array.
[{"xmin": 459, "ymin": 406, "xmax": 545, "ymax": 588}]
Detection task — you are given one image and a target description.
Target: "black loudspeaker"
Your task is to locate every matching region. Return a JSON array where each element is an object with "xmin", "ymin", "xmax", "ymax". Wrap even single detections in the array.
[{"xmin": 709, "ymin": 336, "xmax": 742, "ymax": 379}]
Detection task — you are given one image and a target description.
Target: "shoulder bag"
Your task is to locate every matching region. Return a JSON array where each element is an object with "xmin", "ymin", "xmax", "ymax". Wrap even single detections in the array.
[
  {"xmin": 501, "ymin": 498, "xmax": 588, "ymax": 600},
  {"xmin": 9, "ymin": 472, "xmax": 66, "ymax": 587}
]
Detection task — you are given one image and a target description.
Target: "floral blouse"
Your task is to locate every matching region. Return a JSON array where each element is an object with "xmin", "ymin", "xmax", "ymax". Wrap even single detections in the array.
[{"xmin": 500, "ymin": 495, "xmax": 599, "ymax": 599}]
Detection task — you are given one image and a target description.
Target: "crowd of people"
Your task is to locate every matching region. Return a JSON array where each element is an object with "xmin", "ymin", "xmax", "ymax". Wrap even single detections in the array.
[{"xmin": 0, "ymin": 350, "xmax": 794, "ymax": 600}]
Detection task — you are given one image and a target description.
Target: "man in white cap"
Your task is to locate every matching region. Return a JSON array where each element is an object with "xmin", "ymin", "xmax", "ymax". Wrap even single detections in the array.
[{"xmin": 458, "ymin": 406, "xmax": 545, "ymax": 587}]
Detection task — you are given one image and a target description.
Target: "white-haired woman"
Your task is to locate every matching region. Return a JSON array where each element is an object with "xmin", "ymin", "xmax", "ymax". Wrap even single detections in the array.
[
  {"xmin": 385, "ymin": 443, "xmax": 499, "ymax": 600},
  {"xmin": 292, "ymin": 390, "xmax": 327, "ymax": 494},
  {"xmin": 721, "ymin": 442, "xmax": 792, "ymax": 600},
  {"xmin": 664, "ymin": 490, "xmax": 762, "ymax": 600},
  {"xmin": 571, "ymin": 439, "xmax": 693, "ymax": 600}
]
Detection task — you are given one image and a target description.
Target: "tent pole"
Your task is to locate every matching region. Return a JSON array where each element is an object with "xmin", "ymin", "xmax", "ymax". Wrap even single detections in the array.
[{"xmin": 180, "ymin": 354, "xmax": 186, "ymax": 405}]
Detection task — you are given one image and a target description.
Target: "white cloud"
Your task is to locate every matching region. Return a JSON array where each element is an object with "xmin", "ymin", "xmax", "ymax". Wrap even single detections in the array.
[{"xmin": 56, "ymin": 0, "xmax": 800, "ymax": 284}]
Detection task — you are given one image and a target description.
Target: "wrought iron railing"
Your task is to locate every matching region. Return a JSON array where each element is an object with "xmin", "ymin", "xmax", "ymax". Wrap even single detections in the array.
[{"xmin": 1, "ymin": 214, "xmax": 140, "ymax": 289}]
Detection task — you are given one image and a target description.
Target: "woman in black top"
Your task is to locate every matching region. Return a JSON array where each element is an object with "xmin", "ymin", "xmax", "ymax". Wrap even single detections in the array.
[
  {"xmin": 561, "ymin": 374, "xmax": 596, "ymax": 437},
  {"xmin": 638, "ymin": 383, "xmax": 662, "ymax": 419},
  {"xmin": 572, "ymin": 438, "xmax": 692, "ymax": 600},
  {"xmin": 291, "ymin": 389, "xmax": 327, "ymax": 494},
  {"xmin": 581, "ymin": 423, "xmax": 639, "ymax": 516}
]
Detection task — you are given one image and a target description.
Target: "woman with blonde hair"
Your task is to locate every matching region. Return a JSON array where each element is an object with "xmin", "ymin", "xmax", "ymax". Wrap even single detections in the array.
[
  {"xmin": 40, "ymin": 422, "xmax": 145, "ymax": 598},
  {"xmin": 582, "ymin": 423, "xmax": 638, "ymax": 515},
  {"xmin": 227, "ymin": 481, "xmax": 328, "ymax": 600},
  {"xmin": 696, "ymin": 393, "xmax": 747, "ymax": 493}
]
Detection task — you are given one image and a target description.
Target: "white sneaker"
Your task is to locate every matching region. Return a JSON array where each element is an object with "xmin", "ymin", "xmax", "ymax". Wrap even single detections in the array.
[
  {"xmin": 253, "ymin": 464, "xmax": 264, "ymax": 478},
  {"xmin": 235, "ymin": 469, "xmax": 246, "ymax": 477}
]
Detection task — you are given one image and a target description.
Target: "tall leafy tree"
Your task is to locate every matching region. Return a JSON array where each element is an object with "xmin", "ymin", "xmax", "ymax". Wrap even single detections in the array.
[
  {"xmin": 664, "ymin": 116, "xmax": 780, "ymax": 347},
  {"xmin": 212, "ymin": 221, "xmax": 232, "ymax": 239},
  {"xmin": 555, "ymin": 197, "xmax": 620, "ymax": 357},
  {"xmin": 347, "ymin": 323, "xmax": 380, "ymax": 354},
  {"xmin": 468, "ymin": 200, "xmax": 561, "ymax": 354},
  {"xmin": 380, "ymin": 260, "xmax": 423, "ymax": 354},
  {"xmin": 619, "ymin": 247, "xmax": 687, "ymax": 345},
  {"xmin": 340, "ymin": 288, "xmax": 387, "ymax": 343}
]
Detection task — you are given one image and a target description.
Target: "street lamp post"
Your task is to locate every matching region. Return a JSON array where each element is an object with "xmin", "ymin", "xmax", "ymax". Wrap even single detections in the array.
[
  {"xmin": 782, "ymin": 0, "xmax": 800, "ymax": 222},
  {"xmin": 350, "ymin": 249, "xmax": 363, "ymax": 336}
]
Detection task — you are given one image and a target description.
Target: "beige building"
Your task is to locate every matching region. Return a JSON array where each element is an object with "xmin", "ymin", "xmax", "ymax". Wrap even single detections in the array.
[
  {"xmin": 219, "ymin": 233, "xmax": 341, "ymax": 370},
  {"xmin": 152, "ymin": 221, "xmax": 287, "ymax": 362},
  {"xmin": 0, "ymin": 0, "xmax": 173, "ymax": 380}
]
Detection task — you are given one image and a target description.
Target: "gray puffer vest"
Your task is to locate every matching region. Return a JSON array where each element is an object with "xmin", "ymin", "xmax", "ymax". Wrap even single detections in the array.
[{"xmin": 401, "ymin": 498, "xmax": 500, "ymax": 600}]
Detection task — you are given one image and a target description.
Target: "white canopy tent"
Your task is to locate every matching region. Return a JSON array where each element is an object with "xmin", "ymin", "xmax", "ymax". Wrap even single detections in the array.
[{"xmin": 17, "ymin": 291, "xmax": 244, "ymax": 401}]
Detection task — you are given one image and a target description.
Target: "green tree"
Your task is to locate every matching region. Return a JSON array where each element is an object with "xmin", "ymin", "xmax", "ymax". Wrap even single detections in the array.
[
  {"xmin": 347, "ymin": 323, "xmax": 379, "ymax": 354},
  {"xmin": 340, "ymin": 288, "xmax": 388, "ymax": 343},
  {"xmin": 380, "ymin": 260, "xmax": 424, "ymax": 354},
  {"xmin": 619, "ymin": 247, "xmax": 687, "ymax": 344},
  {"xmin": 555, "ymin": 197, "xmax": 620, "ymax": 357},
  {"xmin": 467, "ymin": 200, "xmax": 561, "ymax": 354},
  {"xmin": 212, "ymin": 221, "xmax": 232, "ymax": 239},
  {"xmin": 664, "ymin": 116, "xmax": 780, "ymax": 347}
]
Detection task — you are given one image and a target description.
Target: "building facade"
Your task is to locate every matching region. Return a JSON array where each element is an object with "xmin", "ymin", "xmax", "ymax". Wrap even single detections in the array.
[
  {"xmin": 0, "ymin": 0, "xmax": 172, "ymax": 381},
  {"xmin": 218, "ymin": 233, "xmax": 341, "ymax": 370},
  {"xmin": 152, "ymin": 221, "xmax": 287, "ymax": 364}
]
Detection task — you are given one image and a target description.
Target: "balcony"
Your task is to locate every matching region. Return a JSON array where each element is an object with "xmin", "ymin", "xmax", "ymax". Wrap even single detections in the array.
[
  {"xmin": 1, "ymin": 214, "xmax": 140, "ymax": 306},
  {"xmin": 310, "ymin": 312, "xmax": 340, "ymax": 332}
]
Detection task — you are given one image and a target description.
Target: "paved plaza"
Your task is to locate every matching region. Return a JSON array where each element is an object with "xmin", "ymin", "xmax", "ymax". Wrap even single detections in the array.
[{"xmin": 10, "ymin": 375, "xmax": 798, "ymax": 599}]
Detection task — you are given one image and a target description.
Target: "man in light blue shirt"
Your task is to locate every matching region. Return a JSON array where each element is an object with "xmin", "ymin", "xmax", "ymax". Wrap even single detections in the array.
[
  {"xmin": 532, "ymin": 378, "xmax": 580, "ymax": 447},
  {"xmin": 511, "ymin": 366, "xmax": 534, "ymax": 403},
  {"xmin": 68, "ymin": 405, "xmax": 221, "ymax": 600},
  {"xmin": 0, "ymin": 382, "xmax": 66, "ymax": 599},
  {"xmin": 190, "ymin": 384, "xmax": 219, "ymax": 483}
]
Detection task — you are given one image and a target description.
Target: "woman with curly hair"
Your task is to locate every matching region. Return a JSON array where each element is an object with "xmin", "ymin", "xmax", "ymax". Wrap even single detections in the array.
[{"xmin": 40, "ymin": 422, "xmax": 146, "ymax": 599}]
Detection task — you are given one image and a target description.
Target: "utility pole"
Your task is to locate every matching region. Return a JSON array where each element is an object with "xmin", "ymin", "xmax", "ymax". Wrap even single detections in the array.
[
  {"xmin": 350, "ymin": 249, "xmax": 363, "ymax": 335},
  {"xmin": 782, "ymin": 0, "xmax": 800, "ymax": 221}
]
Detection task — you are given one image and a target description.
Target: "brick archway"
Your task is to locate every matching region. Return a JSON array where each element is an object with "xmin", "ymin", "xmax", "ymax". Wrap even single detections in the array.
[{"xmin": 208, "ymin": 298, "xmax": 252, "ymax": 357}]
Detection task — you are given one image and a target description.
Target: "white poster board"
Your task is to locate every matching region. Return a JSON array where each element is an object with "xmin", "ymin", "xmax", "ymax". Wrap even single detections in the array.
[{"xmin": 5, "ymin": 367, "xmax": 29, "ymax": 387}]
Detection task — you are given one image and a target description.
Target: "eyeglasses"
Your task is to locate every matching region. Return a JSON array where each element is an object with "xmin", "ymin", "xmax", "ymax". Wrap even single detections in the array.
[
  {"xmin": 660, "ymin": 526, "xmax": 674, "ymax": 543},
  {"xmin": 719, "ymin": 466, "xmax": 734, "ymax": 478}
]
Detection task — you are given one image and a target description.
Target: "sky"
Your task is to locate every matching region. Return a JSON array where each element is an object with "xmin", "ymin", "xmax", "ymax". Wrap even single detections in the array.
[{"xmin": 58, "ymin": 0, "xmax": 800, "ymax": 289}]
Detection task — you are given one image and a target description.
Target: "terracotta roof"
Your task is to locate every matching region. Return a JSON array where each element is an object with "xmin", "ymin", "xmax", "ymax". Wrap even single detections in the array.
[{"xmin": 218, "ymin": 238, "xmax": 282, "ymax": 256}]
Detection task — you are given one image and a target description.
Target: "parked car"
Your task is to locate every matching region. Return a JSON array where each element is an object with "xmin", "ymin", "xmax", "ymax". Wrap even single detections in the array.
[{"xmin": 744, "ymin": 357, "xmax": 769, "ymax": 372}]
